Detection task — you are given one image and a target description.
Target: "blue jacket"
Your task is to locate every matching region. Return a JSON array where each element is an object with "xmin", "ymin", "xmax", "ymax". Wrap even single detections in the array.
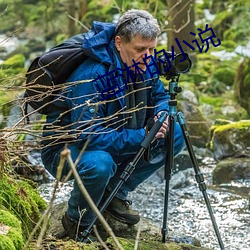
[{"xmin": 44, "ymin": 21, "xmax": 170, "ymax": 156}]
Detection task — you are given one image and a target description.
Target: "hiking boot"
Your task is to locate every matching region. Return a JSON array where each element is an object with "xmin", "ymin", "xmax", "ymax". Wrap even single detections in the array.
[
  {"xmin": 105, "ymin": 196, "xmax": 140, "ymax": 225},
  {"xmin": 61, "ymin": 213, "xmax": 97, "ymax": 243}
]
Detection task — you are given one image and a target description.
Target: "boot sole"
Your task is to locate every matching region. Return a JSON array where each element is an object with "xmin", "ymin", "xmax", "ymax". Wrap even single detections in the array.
[{"xmin": 105, "ymin": 210, "xmax": 140, "ymax": 225}]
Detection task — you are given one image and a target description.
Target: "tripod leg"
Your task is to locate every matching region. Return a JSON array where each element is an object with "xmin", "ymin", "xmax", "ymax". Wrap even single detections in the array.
[
  {"xmin": 162, "ymin": 114, "xmax": 175, "ymax": 243},
  {"xmin": 81, "ymin": 112, "xmax": 168, "ymax": 240},
  {"xmin": 177, "ymin": 112, "xmax": 225, "ymax": 250}
]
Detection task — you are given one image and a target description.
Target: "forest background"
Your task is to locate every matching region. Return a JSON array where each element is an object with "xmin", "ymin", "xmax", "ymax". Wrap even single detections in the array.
[{"xmin": 0, "ymin": 0, "xmax": 250, "ymax": 127}]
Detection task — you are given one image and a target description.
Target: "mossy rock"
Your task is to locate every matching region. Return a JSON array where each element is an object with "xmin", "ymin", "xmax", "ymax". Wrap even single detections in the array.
[
  {"xmin": 209, "ymin": 120, "xmax": 250, "ymax": 160},
  {"xmin": 0, "ymin": 209, "xmax": 24, "ymax": 250},
  {"xmin": 0, "ymin": 174, "xmax": 47, "ymax": 239},
  {"xmin": 107, "ymin": 237, "xmax": 210, "ymax": 250},
  {"xmin": 213, "ymin": 157, "xmax": 250, "ymax": 184}
]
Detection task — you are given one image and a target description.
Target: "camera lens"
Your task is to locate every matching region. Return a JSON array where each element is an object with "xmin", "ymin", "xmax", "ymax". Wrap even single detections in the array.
[{"xmin": 174, "ymin": 53, "xmax": 192, "ymax": 73}]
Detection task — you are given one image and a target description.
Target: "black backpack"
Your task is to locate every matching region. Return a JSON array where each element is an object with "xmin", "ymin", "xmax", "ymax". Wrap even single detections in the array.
[{"xmin": 24, "ymin": 34, "xmax": 87, "ymax": 115}]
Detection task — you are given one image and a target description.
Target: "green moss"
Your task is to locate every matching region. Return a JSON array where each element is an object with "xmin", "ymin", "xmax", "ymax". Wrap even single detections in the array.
[
  {"xmin": 199, "ymin": 95, "xmax": 224, "ymax": 107},
  {"xmin": 218, "ymin": 40, "xmax": 237, "ymax": 52},
  {"xmin": 214, "ymin": 119, "xmax": 232, "ymax": 126},
  {"xmin": 0, "ymin": 209, "xmax": 21, "ymax": 229},
  {"xmin": 84, "ymin": 243, "xmax": 100, "ymax": 250},
  {"xmin": 213, "ymin": 120, "xmax": 250, "ymax": 133},
  {"xmin": 0, "ymin": 175, "xmax": 46, "ymax": 239},
  {"xmin": 0, "ymin": 54, "xmax": 26, "ymax": 86},
  {"xmin": 213, "ymin": 67, "xmax": 235, "ymax": 86},
  {"xmin": 2, "ymin": 54, "xmax": 25, "ymax": 69},
  {"xmin": 1, "ymin": 54, "xmax": 25, "ymax": 78},
  {"xmin": 106, "ymin": 237, "xmax": 208, "ymax": 250},
  {"xmin": 190, "ymin": 52, "xmax": 239, "ymax": 95},
  {"xmin": 0, "ymin": 235, "xmax": 16, "ymax": 250},
  {"xmin": 7, "ymin": 228, "xmax": 24, "ymax": 249},
  {"xmin": 0, "ymin": 209, "xmax": 24, "ymax": 249}
]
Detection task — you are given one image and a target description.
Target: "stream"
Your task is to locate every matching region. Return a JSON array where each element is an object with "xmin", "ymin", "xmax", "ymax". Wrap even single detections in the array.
[{"xmin": 38, "ymin": 155, "xmax": 250, "ymax": 250}]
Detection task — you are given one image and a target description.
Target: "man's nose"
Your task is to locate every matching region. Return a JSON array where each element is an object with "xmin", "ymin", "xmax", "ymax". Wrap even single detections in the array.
[
  {"xmin": 142, "ymin": 49, "xmax": 151, "ymax": 60},
  {"xmin": 145, "ymin": 49, "xmax": 151, "ymax": 56}
]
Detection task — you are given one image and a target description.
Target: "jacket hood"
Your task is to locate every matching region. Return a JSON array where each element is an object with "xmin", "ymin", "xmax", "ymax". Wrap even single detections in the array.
[{"xmin": 82, "ymin": 21, "xmax": 116, "ymax": 65}]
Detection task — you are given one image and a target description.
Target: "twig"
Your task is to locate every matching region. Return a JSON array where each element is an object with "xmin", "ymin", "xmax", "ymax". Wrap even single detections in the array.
[
  {"xmin": 68, "ymin": 14, "xmax": 90, "ymax": 31},
  {"xmin": 75, "ymin": 208, "xmax": 87, "ymax": 241},
  {"xmin": 61, "ymin": 148, "xmax": 124, "ymax": 250},
  {"xmin": 134, "ymin": 220, "xmax": 142, "ymax": 250},
  {"xmin": 93, "ymin": 225, "xmax": 110, "ymax": 250}
]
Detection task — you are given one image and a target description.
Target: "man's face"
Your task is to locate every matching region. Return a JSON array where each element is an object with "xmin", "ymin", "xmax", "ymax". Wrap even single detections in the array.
[{"xmin": 115, "ymin": 35, "xmax": 157, "ymax": 72}]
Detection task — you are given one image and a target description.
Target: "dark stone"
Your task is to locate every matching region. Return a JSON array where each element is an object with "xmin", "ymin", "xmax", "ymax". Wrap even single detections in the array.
[{"xmin": 213, "ymin": 157, "xmax": 250, "ymax": 184}]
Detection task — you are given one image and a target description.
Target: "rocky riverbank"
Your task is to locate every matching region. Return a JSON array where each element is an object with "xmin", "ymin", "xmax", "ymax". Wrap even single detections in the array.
[{"xmin": 38, "ymin": 150, "xmax": 250, "ymax": 250}]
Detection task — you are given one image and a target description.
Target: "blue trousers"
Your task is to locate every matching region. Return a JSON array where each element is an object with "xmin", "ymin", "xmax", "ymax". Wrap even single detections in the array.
[{"xmin": 41, "ymin": 123, "xmax": 185, "ymax": 226}]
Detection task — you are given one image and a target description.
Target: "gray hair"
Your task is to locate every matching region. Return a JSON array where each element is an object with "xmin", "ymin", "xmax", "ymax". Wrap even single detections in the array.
[{"xmin": 115, "ymin": 9, "xmax": 160, "ymax": 43}]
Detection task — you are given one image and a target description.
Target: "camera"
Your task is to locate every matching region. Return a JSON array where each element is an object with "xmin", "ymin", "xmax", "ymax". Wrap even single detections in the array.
[{"xmin": 156, "ymin": 52, "xmax": 192, "ymax": 79}]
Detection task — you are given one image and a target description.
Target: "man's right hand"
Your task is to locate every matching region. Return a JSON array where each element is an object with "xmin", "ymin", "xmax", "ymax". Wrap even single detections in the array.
[{"xmin": 154, "ymin": 112, "xmax": 169, "ymax": 139}]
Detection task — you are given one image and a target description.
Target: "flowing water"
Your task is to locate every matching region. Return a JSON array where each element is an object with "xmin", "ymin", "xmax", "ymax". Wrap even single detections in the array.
[{"xmin": 38, "ymin": 156, "xmax": 250, "ymax": 250}]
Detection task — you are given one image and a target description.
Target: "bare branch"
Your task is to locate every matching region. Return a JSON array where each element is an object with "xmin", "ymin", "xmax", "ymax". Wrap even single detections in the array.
[
  {"xmin": 68, "ymin": 14, "xmax": 90, "ymax": 32},
  {"xmin": 63, "ymin": 148, "xmax": 124, "ymax": 250}
]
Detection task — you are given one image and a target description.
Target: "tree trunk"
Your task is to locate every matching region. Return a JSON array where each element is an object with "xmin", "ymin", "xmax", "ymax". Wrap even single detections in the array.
[
  {"xmin": 67, "ymin": 0, "xmax": 76, "ymax": 36},
  {"xmin": 167, "ymin": 0, "xmax": 195, "ymax": 53},
  {"xmin": 78, "ymin": 0, "xmax": 88, "ymax": 20}
]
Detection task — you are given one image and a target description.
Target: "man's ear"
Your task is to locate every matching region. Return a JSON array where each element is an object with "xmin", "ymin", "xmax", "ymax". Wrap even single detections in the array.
[{"xmin": 115, "ymin": 36, "xmax": 122, "ymax": 51}]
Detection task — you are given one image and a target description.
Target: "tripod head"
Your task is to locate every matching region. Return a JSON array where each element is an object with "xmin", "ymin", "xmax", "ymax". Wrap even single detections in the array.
[{"xmin": 167, "ymin": 76, "xmax": 182, "ymax": 100}]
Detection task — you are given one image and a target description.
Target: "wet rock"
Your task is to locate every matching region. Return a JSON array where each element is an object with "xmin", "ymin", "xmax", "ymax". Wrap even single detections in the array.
[
  {"xmin": 170, "ymin": 169, "xmax": 193, "ymax": 189},
  {"xmin": 179, "ymin": 100, "xmax": 211, "ymax": 148},
  {"xmin": 209, "ymin": 120, "xmax": 250, "ymax": 160},
  {"xmin": 213, "ymin": 157, "xmax": 250, "ymax": 184},
  {"xmin": 12, "ymin": 150, "xmax": 51, "ymax": 183}
]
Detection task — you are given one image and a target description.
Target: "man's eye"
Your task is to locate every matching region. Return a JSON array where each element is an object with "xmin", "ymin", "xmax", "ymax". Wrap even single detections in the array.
[{"xmin": 137, "ymin": 48, "xmax": 144, "ymax": 52}]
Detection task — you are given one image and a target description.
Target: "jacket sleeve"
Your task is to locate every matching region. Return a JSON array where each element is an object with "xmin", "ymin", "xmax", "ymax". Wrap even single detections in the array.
[
  {"xmin": 66, "ymin": 63, "xmax": 146, "ymax": 156},
  {"xmin": 150, "ymin": 77, "xmax": 170, "ymax": 115}
]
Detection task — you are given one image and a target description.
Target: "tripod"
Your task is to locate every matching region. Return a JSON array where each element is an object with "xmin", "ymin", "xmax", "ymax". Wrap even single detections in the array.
[
  {"xmin": 81, "ymin": 110, "xmax": 168, "ymax": 241},
  {"xmin": 162, "ymin": 77, "xmax": 225, "ymax": 249},
  {"xmin": 82, "ymin": 77, "xmax": 225, "ymax": 250}
]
